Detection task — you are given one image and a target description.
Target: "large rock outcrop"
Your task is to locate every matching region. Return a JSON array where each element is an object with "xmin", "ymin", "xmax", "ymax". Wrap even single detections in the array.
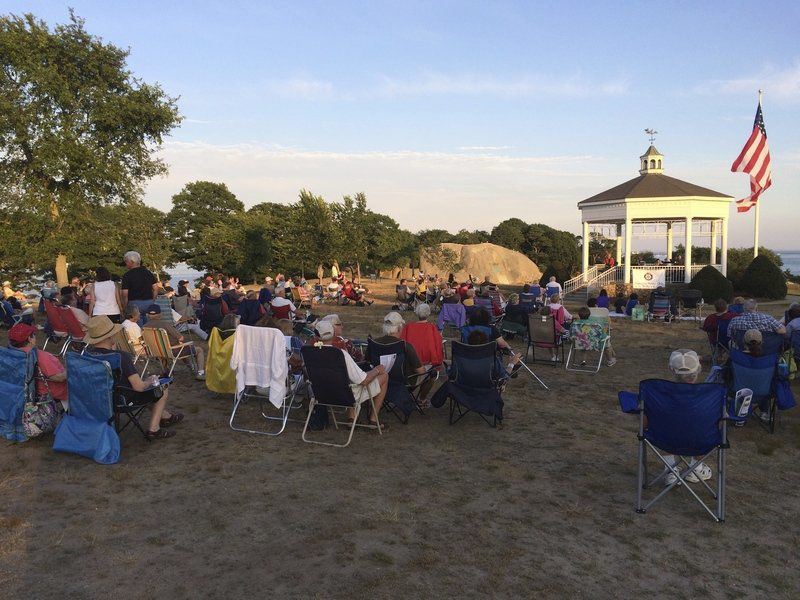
[{"xmin": 420, "ymin": 242, "xmax": 541, "ymax": 285}]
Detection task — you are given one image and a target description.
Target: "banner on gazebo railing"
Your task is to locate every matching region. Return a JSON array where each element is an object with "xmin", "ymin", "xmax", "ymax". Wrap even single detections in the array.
[{"xmin": 632, "ymin": 268, "xmax": 665, "ymax": 289}]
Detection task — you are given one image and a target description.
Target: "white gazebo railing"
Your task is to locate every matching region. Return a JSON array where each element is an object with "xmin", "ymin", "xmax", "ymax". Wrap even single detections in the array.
[
  {"xmin": 564, "ymin": 264, "xmax": 602, "ymax": 295},
  {"xmin": 582, "ymin": 264, "xmax": 722, "ymax": 292}
]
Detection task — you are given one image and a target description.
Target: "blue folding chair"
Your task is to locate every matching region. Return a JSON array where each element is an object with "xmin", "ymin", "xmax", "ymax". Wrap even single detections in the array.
[
  {"xmin": 53, "ymin": 352, "xmax": 120, "ymax": 464},
  {"xmin": 710, "ymin": 318, "xmax": 733, "ymax": 366},
  {"xmin": 731, "ymin": 329, "xmax": 784, "ymax": 355},
  {"xmin": 729, "ymin": 349, "xmax": 780, "ymax": 433},
  {"xmin": 618, "ymin": 379, "xmax": 729, "ymax": 522},
  {"xmin": 0, "ymin": 346, "xmax": 35, "ymax": 441},
  {"xmin": 366, "ymin": 338, "xmax": 435, "ymax": 424},
  {"xmin": 430, "ymin": 340, "xmax": 505, "ymax": 427}
]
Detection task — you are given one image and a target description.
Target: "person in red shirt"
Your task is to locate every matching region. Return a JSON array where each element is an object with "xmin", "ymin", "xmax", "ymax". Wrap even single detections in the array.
[
  {"xmin": 702, "ymin": 299, "xmax": 737, "ymax": 344},
  {"xmin": 8, "ymin": 323, "xmax": 69, "ymax": 408}
]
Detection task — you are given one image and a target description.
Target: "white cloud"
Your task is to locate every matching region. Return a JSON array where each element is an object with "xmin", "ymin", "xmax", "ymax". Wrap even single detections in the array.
[
  {"xmin": 144, "ymin": 141, "xmax": 599, "ymax": 233},
  {"xmin": 695, "ymin": 61, "xmax": 800, "ymax": 102},
  {"xmin": 458, "ymin": 145, "xmax": 511, "ymax": 152}
]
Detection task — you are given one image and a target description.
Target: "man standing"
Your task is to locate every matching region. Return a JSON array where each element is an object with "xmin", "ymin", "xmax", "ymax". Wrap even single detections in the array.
[{"xmin": 120, "ymin": 251, "xmax": 157, "ymax": 325}]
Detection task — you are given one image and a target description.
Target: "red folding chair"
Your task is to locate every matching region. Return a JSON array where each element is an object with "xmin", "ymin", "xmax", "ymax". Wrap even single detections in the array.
[
  {"xmin": 58, "ymin": 306, "xmax": 87, "ymax": 356},
  {"xmin": 43, "ymin": 299, "xmax": 70, "ymax": 354}
]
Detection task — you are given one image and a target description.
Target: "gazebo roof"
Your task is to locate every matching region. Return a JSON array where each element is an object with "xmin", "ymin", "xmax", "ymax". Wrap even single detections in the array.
[
  {"xmin": 578, "ymin": 173, "xmax": 731, "ymax": 207},
  {"xmin": 641, "ymin": 145, "xmax": 662, "ymax": 157}
]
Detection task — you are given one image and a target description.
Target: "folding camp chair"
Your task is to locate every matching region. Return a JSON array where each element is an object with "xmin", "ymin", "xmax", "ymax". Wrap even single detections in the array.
[
  {"xmin": 53, "ymin": 352, "xmax": 120, "ymax": 463},
  {"xmin": 529, "ymin": 285, "xmax": 543, "ymax": 301},
  {"xmin": 399, "ymin": 321, "xmax": 444, "ymax": 368},
  {"xmin": 58, "ymin": 306, "xmax": 87, "ymax": 356},
  {"xmin": 730, "ymin": 329, "xmax": 784, "ymax": 355},
  {"xmin": 42, "ymin": 299, "xmax": 70, "ymax": 354},
  {"xmin": 172, "ymin": 294, "xmax": 194, "ymax": 319},
  {"xmin": 155, "ymin": 295, "xmax": 176, "ymax": 326},
  {"xmin": 291, "ymin": 287, "xmax": 313, "ymax": 309},
  {"xmin": 518, "ymin": 293, "xmax": 539, "ymax": 313},
  {"xmin": 300, "ymin": 345, "xmax": 382, "ymax": 447},
  {"xmin": 79, "ymin": 350, "xmax": 153, "ymax": 441},
  {"xmin": 729, "ymin": 349, "xmax": 780, "ymax": 433},
  {"xmin": 0, "ymin": 346, "xmax": 35, "ymax": 441},
  {"xmin": 526, "ymin": 312, "xmax": 564, "ymax": 365},
  {"xmin": 206, "ymin": 327, "xmax": 237, "ymax": 395},
  {"xmin": 473, "ymin": 296, "xmax": 501, "ymax": 324},
  {"xmin": 114, "ymin": 329, "xmax": 147, "ymax": 369},
  {"xmin": 0, "ymin": 301, "xmax": 22, "ymax": 327},
  {"xmin": 710, "ymin": 318, "xmax": 733, "ymax": 366},
  {"xmin": 618, "ymin": 379, "xmax": 729, "ymax": 522},
  {"xmin": 647, "ymin": 295, "xmax": 673, "ymax": 322},
  {"xmin": 229, "ymin": 326, "xmax": 302, "ymax": 436},
  {"xmin": 430, "ymin": 340, "xmax": 505, "ymax": 427},
  {"xmin": 366, "ymin": 338, "xmax": 435, "ymax": 424},
  {"xmin": 438, "ymin": 303, "xmax": 466, "ymax": 338},
  {"xmin": 544, "ymin": 284, "xmax": 561, "ymax": 302},
  {"xmin": 565, "ymin": 320, "xmax": 609, "ymax": 373},
  {"xmin": 678, "ymin": 289, "xmax": 704, "ymax": 321},
  {"xmin": 140, "ymin": 327, "xmax": 198, "ymax": 377}
]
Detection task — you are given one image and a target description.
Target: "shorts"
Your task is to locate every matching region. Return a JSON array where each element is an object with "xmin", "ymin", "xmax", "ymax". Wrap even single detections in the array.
[
  {"xmin": 119, "ymin": 388, "xmax": 162, "ymax": 406},
  {"xmin": 351, "ymin": 378, "xmax": 381, "ymax": 403}
]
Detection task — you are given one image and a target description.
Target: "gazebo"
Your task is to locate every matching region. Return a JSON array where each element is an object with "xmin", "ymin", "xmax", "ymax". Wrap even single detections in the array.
[{"xmin": 577, "ymin": 145, "xmax": 734, "ymax": 285}]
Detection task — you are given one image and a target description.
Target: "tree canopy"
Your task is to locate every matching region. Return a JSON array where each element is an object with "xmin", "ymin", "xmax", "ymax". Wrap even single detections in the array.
[{"xmin": 0, "ymin": 11, "xmax": 181, "ymax": 283}]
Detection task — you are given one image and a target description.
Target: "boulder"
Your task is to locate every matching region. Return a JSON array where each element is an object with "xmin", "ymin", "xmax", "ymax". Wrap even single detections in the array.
[{"xmin": 420, "ymin": 242, "xmax": 541, "ymax": 285}]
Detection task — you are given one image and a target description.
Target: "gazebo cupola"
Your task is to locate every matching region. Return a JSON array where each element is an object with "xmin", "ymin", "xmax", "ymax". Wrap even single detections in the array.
[{"xmin": 639, "ymin": 145, "xmax": 664, "ymax": 174}]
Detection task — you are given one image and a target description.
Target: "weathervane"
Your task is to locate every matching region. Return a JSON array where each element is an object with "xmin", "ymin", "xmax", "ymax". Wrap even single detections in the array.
[{"xmin": 644, "ymin": 128, "xmax": 658, "ymax": 145}]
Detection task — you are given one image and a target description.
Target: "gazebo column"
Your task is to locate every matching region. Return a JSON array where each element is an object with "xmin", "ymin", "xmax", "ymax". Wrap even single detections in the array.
[
  {"xmin": 624, "ymin": 218, "xmax": 633, "ymax": 284},
  {"xmin": 721, "ymin": 217, "xmax": 729, "ymax": 276},
  {"xmin": 615, "ymin": 224, "xmax": 622, "ymax": 266},
  {"xmin": 582, "ymin": 220, "xmax": 590, "ymax": 280},
  {"xmin": 684, "ymin": 217, "xmax": 693, "ymax": 283},
  {"xmin": 710, "ymin": 220, "xmax": 718, "ymax": 265},
  {"xmin": 666, "ymin": 222, "xmax": 673, "ymax": 261}
]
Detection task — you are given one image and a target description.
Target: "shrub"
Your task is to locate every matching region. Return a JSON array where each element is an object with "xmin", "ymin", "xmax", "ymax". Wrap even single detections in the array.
[
  {"xmin": 689, "ymin": 266, "xmax": 733, "ymax": 303},
  {"xmin": 738, "ymin": 255, "xmax": 788, "ymax": 300}
]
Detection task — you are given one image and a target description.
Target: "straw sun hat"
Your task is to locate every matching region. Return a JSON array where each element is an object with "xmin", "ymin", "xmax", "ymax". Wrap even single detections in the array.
[{"xmin": 83, "ymin": 315, "xmax": 123, "ymax": 345}]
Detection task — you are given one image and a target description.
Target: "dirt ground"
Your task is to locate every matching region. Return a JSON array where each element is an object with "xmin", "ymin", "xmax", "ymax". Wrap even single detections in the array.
[{"xmin": 1, "ymin": 281, "xmax": 799, "ymax": 599}]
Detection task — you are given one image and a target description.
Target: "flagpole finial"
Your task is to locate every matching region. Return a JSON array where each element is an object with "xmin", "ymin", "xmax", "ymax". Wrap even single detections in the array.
[
  {"xmin": 644, "ymin": 128, "xmax": 657, "ymax": 145},
  {"xmin": 758, "ymin": 89, "xmax": 763, "ymax": 103}
]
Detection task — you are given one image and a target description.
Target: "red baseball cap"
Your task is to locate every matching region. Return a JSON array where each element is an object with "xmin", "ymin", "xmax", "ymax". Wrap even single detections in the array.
[{"xmin": 8, "ymin": 323, "xmax": 37, "ymax": 345}]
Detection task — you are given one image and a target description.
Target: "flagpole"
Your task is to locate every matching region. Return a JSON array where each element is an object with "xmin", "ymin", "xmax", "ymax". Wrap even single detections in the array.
[{"xmin": 753, "ymin": 89, "xmax": 763, "ymax": 259}]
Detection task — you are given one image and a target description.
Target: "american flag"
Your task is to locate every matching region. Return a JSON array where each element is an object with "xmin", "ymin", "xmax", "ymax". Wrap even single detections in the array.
[{"xmin": 730, "ymin": 101, "xmax": 772, "ymax": 213}]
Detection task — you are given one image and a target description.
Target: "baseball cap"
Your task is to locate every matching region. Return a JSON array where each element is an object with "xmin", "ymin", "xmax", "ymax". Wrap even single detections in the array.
[
  {"xmin": 743, "ymin": 329, "xmax": 762, "ymax": 345},
  {"xmin": 146, "ymin": 304, "xmax": 161, "ymax": 315},
  {"xmin": 384, "ymin": 311, "xmax": 405, "ymax": 327},
  {"xmin": 669, "ymin": 349, "xmax": 701, "ymax": 375},
  {"xmin": 8, "ymin": 323, "xmax": 36, "ymax": 345},
  {"xmin": 314, "ymin": 320, "xmax": 335, "ymax": 341}
]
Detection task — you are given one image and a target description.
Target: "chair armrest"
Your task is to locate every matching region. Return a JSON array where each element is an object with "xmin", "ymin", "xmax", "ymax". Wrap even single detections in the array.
[{"xmin": 618, "ymin": 391, "xmax": 640, "ymax": 414}]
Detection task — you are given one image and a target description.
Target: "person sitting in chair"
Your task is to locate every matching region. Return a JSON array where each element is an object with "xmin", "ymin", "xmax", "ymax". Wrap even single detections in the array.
[
  {"xmin": 702, "ymin": 299, "xmax": 736, "ymax": 345},
  {"xmin": 142, "ymin": 304, "xmax": 206, "ymax": 380},
  {"xmin": 8, "ymin": 323, "xmax": 69, "ymax": 410},
  {"xmin": 85, "ymin": 315, "xmax": 184, "ymax": 440},
  {"xmin": 661, "ymin": 349, "xmax": 713, "ymax": 485},
  {"xmin": 306, "ymin": 313, "xmax": 364, "ymax": 362},
  {"xmin": 315, "ymin": 320, "xmax": 389, "ymax": 430},
  {"xmin": 269, "ymin": 288, "xmax": 296, "ymax": 320},
  {"xmin": 60, "ymin": 290, "xmax": 90, "ymax": 328},
  {"xmin": 465, "ymin": 328, "xmax": 521, "ymax": 377}
]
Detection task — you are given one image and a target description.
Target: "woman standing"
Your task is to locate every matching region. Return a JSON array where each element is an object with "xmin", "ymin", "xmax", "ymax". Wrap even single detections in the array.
[{"xmin": 87, "ymin": 266, "xmax": 123, "ymax": 323}]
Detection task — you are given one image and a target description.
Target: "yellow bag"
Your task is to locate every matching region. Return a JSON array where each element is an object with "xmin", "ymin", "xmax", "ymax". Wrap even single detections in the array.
[{"xmin": 205, "ymin": 328, "xmax": 236, "ymax": 394}]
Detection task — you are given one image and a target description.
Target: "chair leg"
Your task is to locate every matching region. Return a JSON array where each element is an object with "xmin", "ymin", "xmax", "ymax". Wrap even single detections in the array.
[{"xmin": 636, "ymin": 438, "xmax": 646, "ymax": 513}]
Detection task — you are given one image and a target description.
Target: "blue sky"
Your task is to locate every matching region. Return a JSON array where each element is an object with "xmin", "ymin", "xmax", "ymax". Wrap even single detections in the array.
[{"xmin": 7, "ymin": 1, "xmax": 800, "ymax": 250}]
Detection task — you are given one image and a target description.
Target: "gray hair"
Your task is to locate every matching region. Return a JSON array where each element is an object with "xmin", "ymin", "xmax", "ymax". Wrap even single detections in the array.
[
  {"xmin": 744, "ymin": 298, "xmax": 758, "ymax": 312},
  {"xmin": 415, "ymin": 303, "xmax": 431, "ymax": 320},
  {"xmin": 123, "ymin": 251, "xmax": 141, "ymax": 266},
  {"xmin": 382, "ymin": 322, "xmax": 403, "ymax": 336}
]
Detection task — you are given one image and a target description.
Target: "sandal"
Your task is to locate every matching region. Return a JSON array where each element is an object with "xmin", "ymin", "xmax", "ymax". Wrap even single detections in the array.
[
  {"xmin": 145, "ymin": 428, "xmax": 176, "ymax": 440},
  {"xmin": 368, "ymin": 421, "xmax": 388, "ymax": 432},
  {"xmin": 159, "ymin": 412, "xmax": 184, "ymax": 428}
]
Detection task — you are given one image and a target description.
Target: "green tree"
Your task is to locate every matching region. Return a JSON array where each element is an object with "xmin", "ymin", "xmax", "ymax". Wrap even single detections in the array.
[
  {"xmin": 739, "ymin": 254, "xmax": 787, "ymax": 299},
  {"xmin": 247, "ymin": 202, "xmax": 294, "ymax": 274},
  {"xmin": 331, "ymin": 193, "xmax": 369, "ymax": 280},
  {"xmin": 197, "ymin": 212, "xmax": 272, "ymax": 282},
  {"xmin": 0, "ymin": 11, "xmax": 180, "ymax": 285},
  {"xmin": 525, "ymin": 223, "xmax": 581, "ymax": 281},
  {"xmin": 587, "ymin": 231, "xmax": 616, "ymax": 264},
  {"xmin": 490, "ymin": 218, "xmax": 528, "ymax": 251},
  {"xmin": 726, "ymin": 247, "xmax": 783, "ymax": 286},
  {"xmin": 417, "ymin": 229, "xmax": 454, "ymax": 247},
  {"xmin": 451, "ymin": 229, "xmax": 490, "ymax": 244},
  {"xmin": 167, "ymin": 181, "xmax": 245, "ymax": 268},
  {"xmin": 290, "ymin": 190, "xmax": 335, "ymax": 277}
]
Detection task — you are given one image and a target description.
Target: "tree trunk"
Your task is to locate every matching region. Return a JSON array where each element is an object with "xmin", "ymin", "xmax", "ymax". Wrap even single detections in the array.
[
  {"xmin": 55, "ymin": 254, "xmax": 69, "ymax": 288},
  {"xmin": 356, "ymin": 261, "xmax": 361, "ymax": 282}
]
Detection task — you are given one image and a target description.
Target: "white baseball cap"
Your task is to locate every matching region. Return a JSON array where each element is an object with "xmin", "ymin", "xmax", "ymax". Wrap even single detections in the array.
[{"xmin": 669, "ymin": 349, "xmax": 700, "ymax": 375}]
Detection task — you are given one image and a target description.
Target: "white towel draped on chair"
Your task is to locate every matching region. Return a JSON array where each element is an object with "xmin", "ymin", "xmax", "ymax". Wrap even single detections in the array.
[{"xmin": 230, "ymin": 325, "xmax": 288, "ymax": 408}]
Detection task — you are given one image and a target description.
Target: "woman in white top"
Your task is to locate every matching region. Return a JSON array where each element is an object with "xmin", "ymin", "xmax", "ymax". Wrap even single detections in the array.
[{"xmin": 87, "ymin": 266, "xmax": 123, "ymax": 323}]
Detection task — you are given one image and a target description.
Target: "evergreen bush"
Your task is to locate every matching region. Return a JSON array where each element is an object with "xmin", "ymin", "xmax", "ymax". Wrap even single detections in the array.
[
  {"xmin": 739, "ymin": 255, "xmax": 788, "ymax": 300},
  {"xmin": 688, "ymin": 265, "xmax": 733, "ymax": 303}
]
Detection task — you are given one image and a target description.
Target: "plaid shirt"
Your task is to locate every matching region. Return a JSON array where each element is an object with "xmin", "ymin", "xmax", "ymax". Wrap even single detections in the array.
[{"xmin": 728, "ymin": 311, "xmax": 783, "ymax": 334}]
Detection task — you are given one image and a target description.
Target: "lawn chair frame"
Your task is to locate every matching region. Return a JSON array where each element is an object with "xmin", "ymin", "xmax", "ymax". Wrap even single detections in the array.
[
  {"xmin": 140, "ymin": 327, "xmax": 197, "ymax": 377},
  {"xmin": 565, "ymin": 321, "xmax": 609, "ymax": 373}
]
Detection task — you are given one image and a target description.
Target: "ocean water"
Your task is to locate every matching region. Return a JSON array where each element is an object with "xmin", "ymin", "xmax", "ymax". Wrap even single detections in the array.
[
  {"xmin": 164, "ymin": 263, "xmax": 205, "ymax": 286},
  {"xmin": 777, "ymin": 251, "xmax": 800, "ymax": 275}
]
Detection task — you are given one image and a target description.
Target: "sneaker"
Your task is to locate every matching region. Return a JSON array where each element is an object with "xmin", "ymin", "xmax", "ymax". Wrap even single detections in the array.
[
  {"xmin": 195, "ymin": 371, "xmax": 206, "ymax": 381},
  {"xmin": 145, "ymin": 428, "xmax": 176, "ymax": 440},
  {"xmin": 758, "ymin": 409, "xmax": 771, "ymax": 424},
  {"xmin": 664, "ymin": 466, "xmax": 682, "ymax": 486},
  {"xmin": 606, "ymin": 357, "xmax": 617, "ymax": 367},
  {"xmin": 550, "ymin": 356, "xmax": 557, "ymax": 362},
  {"xmin": 685, "ymin": 462, "xmax": 712, "ymax": 483}
]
